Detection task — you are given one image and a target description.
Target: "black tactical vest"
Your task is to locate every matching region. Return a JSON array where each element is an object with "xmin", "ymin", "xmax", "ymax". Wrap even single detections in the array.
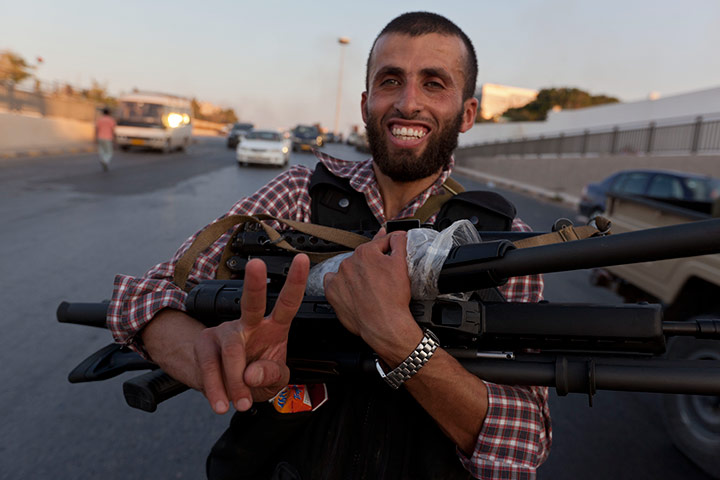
[
  {"xmin": 309, "ymin": 161, "xmax": 515, "ymax": 232},
  {"xmin": 206, "ymin": 162, "xmax": 516, "ymax": 480}
]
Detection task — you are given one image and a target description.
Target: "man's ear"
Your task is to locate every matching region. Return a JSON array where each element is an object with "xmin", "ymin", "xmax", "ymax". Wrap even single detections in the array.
[
  {"xmin": 459, "ymin": 97, "xmax": 478, "ymax": 133},
  {"xmin": 361, "ymin": 91, "xmax": 368, "ymax": 124}
]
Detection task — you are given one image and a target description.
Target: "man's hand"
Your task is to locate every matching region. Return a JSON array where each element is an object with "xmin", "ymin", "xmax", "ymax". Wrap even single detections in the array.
[
  {"xmin": 323, "ymin": 230, "xmax": 422, "ymax": 365},
  {"xmin": 197, "ymin": 254, "xmax": 310, "ymax": 413},
  {"xmin": 323, "ymin": 231, "xmax": 490, "ymax": 453},
  {"xmin": 142, "ymin": 254, "xmax": 309, "ymax": 415}
]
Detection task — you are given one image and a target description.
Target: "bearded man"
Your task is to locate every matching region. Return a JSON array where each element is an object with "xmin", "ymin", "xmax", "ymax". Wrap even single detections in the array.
[{"xmin": 108, "ymin": 11, "xmax": 551, "ymax": 479}]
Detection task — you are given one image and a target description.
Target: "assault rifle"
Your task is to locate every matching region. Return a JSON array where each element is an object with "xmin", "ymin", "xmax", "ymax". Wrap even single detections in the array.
[{"xmin": 58, "ymin": 218, "xmax": 720, "ymax": 412}]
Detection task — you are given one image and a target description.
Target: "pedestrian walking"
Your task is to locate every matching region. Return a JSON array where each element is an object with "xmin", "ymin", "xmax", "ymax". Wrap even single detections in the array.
[{"xmin": 96, "ymin": 107, "xmax": 116, "ymax": 171}]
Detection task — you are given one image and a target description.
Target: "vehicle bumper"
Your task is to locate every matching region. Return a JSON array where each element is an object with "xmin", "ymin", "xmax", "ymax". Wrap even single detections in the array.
[
  {"xmin": 236, "ymin": 150, "xmax": 286, "ymax": 166},
  {"xmin": 116, "ymin": 136, "xmax": 167, "ymax": 149},
  {"xmin": 293, "ymin": 140, "xmax": 320, "ymax": 151}
]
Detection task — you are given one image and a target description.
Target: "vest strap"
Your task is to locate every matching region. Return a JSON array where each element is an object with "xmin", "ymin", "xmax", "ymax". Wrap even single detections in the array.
[{"xmin": 411, "ymin": 176, "xmax": 465, "ymax": 224}]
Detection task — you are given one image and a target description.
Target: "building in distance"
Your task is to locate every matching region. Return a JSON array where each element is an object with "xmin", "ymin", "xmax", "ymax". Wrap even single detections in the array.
[{"xmin": 475, "ymin": 83, "xmax": 538, "ymax": 122}]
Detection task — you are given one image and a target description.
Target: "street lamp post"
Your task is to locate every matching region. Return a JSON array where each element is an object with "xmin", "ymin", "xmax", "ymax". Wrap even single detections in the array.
[{"xmin": 333, "ymin": 36, "xmax": 350, "ymax": 138}]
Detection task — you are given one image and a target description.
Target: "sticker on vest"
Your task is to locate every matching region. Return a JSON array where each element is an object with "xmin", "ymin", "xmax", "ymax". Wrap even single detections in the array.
[{"xmin": 270, "ymin": 383, "xmax": 328, "ymax": 413}]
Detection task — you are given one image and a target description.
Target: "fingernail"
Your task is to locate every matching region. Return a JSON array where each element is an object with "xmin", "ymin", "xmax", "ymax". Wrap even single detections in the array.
[
  {"xmin": 214, "ymin": 400, "xmax": 228, "ymax": 413},
  {"xmin": 251, "ymin": 368, "xmax": 264, "ymax": 385},
  {"xmin": 235, "ymin": 398, "xmax": 252, "ymax": 411}
]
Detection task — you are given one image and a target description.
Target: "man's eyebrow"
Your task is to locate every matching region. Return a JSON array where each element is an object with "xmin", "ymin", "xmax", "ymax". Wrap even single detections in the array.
[
  {"xmin": 372, "ymin": 66, "xmax": 455, "ymax": 84},
  {"xmin": 420, "ymin": 67, "xmax": 452, "ymax": 82},
  {"xmin": 373, "ymin": 66, "xmax": 405, "ymax": 80}
]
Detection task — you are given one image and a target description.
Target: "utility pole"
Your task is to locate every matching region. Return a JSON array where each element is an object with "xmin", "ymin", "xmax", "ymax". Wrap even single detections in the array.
[{"xmin": 333, "ymin": 37, "xmax": 350, "ymax": 137}]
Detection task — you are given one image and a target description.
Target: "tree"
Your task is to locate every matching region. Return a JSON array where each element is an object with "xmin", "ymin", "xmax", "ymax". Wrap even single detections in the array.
[
  {"xmin": 0, "ymin": 50, "xmax": 34, "ymax": 86},
  {"xmin": 81, "ymin": 80, "xmax": 117, "ymax": 106},
  {"xmin": 191, "ymin": 97, "xmax": 238, "ymax": 123},
  {"xmin": 502, "ymin": 87, "xmax": 619, "ymax": 122}
]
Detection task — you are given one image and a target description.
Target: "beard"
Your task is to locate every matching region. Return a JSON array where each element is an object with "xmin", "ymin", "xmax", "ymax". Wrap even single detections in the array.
[{"xmin": 366, "ymin": 109, "xmax": 463, "ymax": 183}]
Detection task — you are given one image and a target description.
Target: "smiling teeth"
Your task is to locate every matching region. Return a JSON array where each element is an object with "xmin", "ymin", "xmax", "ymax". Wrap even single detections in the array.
[{"xmin": 392, "ymin": 126, "xmax": 426, "ymax": 139}]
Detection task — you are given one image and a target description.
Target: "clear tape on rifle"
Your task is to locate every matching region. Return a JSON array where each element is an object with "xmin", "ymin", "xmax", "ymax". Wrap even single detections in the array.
[{"xmin": 305, "ymin": 219, "xmax": 481, "ymax": 300}]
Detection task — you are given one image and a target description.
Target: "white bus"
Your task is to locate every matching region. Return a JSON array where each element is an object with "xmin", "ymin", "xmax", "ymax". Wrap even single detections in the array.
[{"xmin": 114, "ymin": 92, "xmax": 193, "ymax": 153}]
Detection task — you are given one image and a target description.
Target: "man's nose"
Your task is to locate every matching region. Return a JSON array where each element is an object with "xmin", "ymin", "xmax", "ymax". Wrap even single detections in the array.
[{"xmin": 394, "ymin": 83, "xmax": 422, "ymax": 117}]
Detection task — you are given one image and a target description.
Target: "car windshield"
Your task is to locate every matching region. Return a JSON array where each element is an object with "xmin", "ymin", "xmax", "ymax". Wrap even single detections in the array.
[
  {"xmin": 232, "ymin": 123, "xmax": 254, "ymax": 132},
  {"xmin": 294, "ymin": 126, "xmax": 318, "ymax": 137},
  {"xmin": 245, "ymin": 131, "xmax": 281, "ymax": 141},
  {"xmin": 116, "ymin": 101, "xmax": 164, "ymax": 127}
]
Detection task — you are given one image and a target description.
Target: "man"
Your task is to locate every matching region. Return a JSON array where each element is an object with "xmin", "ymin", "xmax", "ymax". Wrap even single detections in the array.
[
  {"xmin": 95, "ymin": 107, "xmax": 116, "ymax": 171},
  {"xmin": 108, "ymin": 12, "xmax": 551, "ymax": 479}
]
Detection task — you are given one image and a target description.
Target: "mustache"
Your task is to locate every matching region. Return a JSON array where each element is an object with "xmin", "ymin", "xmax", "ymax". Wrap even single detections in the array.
[{"xmin": 382, "ymin": 111, "xmax": 434, "ymax": 125}]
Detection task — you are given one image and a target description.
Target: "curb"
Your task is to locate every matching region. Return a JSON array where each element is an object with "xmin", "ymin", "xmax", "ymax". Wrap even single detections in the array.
[
  {"xmin": 0, "ymin": 145, "xmax": 97, "ymax": 160},
  {"xmin": 453, "ymin": 166, "xmax": 580, "ymax": 209}
]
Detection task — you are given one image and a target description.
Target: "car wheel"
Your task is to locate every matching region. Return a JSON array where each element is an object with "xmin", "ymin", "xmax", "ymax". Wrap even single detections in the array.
[
  {"xmin": 662, "ymin": 326, "xmax": 720, "ymax": 479},
  {"xmin": 179, "ymin": 138, "xmax": 189, "ymax": 152},
  {"xmin": 120, "ymin": 145, "xmax": 129, "ymax": 151},
  {"xmin": 162, "ymin": 140, "xmax": 172, "ymax": 154}
]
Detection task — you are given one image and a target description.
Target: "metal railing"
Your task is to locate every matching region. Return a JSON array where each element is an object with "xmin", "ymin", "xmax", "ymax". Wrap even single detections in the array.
[
  {"xmin": 462, "ymin": 114, "xmax": 720, "ymax": 157},
  {"xmin": 0, "ymin": 82, "xmax": 98, "ymax": 122}
]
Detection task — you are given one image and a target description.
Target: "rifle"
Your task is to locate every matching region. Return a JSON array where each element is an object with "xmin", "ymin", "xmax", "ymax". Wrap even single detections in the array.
[{"xmin": 57, "ymin": 218, "xmax": 720, "ymax": 412}]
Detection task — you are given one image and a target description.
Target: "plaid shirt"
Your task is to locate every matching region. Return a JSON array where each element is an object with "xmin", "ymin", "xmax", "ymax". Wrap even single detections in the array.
[{"xmin": 108, "ymin": 150, "xmax": 551, "ymax": 479}]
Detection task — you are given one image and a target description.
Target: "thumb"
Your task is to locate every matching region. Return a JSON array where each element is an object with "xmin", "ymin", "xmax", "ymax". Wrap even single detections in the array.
[
  {"xmin": 322, "ymin": 271, "xmax": 336, "ymax": 293},
  {"xmin": 245, "ymin": 360, "xmax": 289, "ymax": 389}
]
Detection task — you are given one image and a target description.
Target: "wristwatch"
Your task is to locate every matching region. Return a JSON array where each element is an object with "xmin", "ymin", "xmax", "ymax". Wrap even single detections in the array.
[{"xmin": 375, "ymin": 329, "xmax": 440, "ymax": 389}]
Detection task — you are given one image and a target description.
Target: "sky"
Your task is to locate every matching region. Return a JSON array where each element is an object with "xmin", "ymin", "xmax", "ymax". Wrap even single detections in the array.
[{"xmin": 3, "ymin": 0, "xmax": 720, "ymax": 134}]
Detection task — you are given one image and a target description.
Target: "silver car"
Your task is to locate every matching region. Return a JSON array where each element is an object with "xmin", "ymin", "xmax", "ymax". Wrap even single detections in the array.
[{"xmin": 236, "ymin": 129, "xmax": 291, "ymax": 168}]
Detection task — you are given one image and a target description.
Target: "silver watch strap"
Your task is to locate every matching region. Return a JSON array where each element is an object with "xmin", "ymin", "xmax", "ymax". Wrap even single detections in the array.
[{"xmin": 375, "ymin": 329, "xmax": 439, "ymax": 389}]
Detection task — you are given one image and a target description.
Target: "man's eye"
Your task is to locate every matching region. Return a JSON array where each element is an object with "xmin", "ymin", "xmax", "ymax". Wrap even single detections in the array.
[
  {"xmin": 426, "ymin": 81, "xmax": 444, "ymax": 89},
  {"xmin": 381, "ymin": 78, "xmax": 400, "ymax": 86}
]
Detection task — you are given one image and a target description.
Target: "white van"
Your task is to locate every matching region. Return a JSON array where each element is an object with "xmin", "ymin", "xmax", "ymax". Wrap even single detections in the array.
[{"xmin": 114, "ymin": 92, "xmax": 192, "ymax": 152}]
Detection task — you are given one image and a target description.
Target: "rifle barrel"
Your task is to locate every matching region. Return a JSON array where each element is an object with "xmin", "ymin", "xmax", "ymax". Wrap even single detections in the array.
[
  {"xmin": 460, "ymin": 355, "xmax": 720, "ymax": 396},
  {"xmin": 123, "ymin": 354, "xmax": 720, "ymax": 413},
  {"xmin": 439, "ymin": 217, "xmax": 720, "ymax": 293}
]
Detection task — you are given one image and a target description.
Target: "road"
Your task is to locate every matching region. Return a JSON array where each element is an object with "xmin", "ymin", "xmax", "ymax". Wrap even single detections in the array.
[{"xmin": 0, "ymin": 138, "xmax": 711, "ymax": 479}]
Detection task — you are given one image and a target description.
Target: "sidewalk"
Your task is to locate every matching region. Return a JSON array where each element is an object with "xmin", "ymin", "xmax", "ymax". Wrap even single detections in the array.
[
  {"xmin": 454, "ymin": 165, "xmax": 581, "ymax": 209},
  {"xmin": 0, "ymin": 143, "xmax": 96, "ymax": 160}
]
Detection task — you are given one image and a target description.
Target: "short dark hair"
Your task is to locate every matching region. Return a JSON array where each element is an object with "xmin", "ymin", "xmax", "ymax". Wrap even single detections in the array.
[
  {"xmin": 102, "ymin": 107, "xmax": 110, "ymax": 115},
  {"xmin": 365, "ymin": 12, "xmax": 478, "ymax": 101}
]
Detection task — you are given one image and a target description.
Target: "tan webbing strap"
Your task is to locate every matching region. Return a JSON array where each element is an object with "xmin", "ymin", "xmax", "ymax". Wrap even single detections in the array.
[
  {"xmin": 174, "ymin": 214, "xmax": 251, "ymax": 291},
  {"xmin": 174, "ymin": 214, "xmax": 372, "ymax": 291},
  {"xmin": 411, "ymin": 176, "xmax": 466, "ymax": 224},
  {"xmin": 513, "ymin": 225, "xmax": 603, "ymax": 249}
]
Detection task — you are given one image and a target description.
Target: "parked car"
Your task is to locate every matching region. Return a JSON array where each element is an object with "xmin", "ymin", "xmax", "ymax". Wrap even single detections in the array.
[
  {"xmin": 291, "ymin": 125, "xmax": 323, "ymax": 152},
  {"xmin": 578, "ymin": 169, "xmax": 720, "ymax": 220},
  {"xmin": 226, "ymin": 122, "xmax": 254, "ymax": 149},
  {"xmin": 236, "ymin": 129, "xmax": 290, "ymax": 168}
]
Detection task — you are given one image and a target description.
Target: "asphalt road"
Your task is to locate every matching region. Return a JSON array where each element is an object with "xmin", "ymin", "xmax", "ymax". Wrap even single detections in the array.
[{"xmin": 0, "ymin": 138, "xmax": 711, "ymax": 479}]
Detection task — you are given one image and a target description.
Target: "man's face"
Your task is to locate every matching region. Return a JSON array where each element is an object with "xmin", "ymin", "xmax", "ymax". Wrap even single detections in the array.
[{"xmin": 362, "ymin": 32, "xmax": 478, "ymax": 183}]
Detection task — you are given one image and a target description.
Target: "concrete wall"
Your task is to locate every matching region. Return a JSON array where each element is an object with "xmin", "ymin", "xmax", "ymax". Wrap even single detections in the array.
[
  {"xmin": 0, "ymin": 112, "xmax": 95, "ymax": 155},
  {"xmin": 0, "ymin": 112, "xmax": 224, "ymax": 157},
  {"xmin": 460, "ymin": 85, "xmax": 720, "ymax": 146},
  {"xmin": 454, "ymin": 151, "xmax": 720, "ymax": 200}
]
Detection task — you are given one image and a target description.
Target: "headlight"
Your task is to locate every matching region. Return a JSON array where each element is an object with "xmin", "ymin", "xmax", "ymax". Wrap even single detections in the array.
[
  {"xmin": 282, "ymin": 146, "xmax": 289, "ymax": 154},
  {"xmin": 166, "ymin": 113, "xmax": 183, "ymax": 128},
  {"xmin": 182, "ymin": 114, "xmax": 190, "ymax": 125}
]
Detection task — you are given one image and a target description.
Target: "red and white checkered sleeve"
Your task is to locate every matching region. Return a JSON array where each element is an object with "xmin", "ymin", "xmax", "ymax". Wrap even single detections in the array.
[
  {"xmin": 456, "ymin": 217, "xmax": 552, "ymax": 478},
  {"xmin": 107, "ymin": 166, "xmax": 313, "ymax": 359}
]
